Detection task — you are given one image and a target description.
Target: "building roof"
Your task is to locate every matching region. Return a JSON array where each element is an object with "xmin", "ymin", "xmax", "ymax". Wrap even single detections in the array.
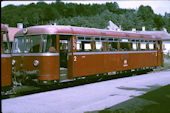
[
  {"xmin": 1, "ymin": 24, "xmax": 8, "ymax": 31},
  {"xmin": 107, "ymin": 20, "xmax": 120, "ymax": 31},
  {"xmin": 7, "ymin": 27, "xmax": 22, "ymax": 42}
]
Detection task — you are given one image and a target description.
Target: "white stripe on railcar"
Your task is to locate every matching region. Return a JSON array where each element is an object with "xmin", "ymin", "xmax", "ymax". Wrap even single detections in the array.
[
  {"xmin": 69, "ymin": 51, "xmax": 157, "ymax": 55},
  {"xmin": 1, "ymin": 54, "xmax": 11, "ymax": 58},
  {"xmin": 12, "ymin": 53, "xmax": 59, "ymax": 56}
]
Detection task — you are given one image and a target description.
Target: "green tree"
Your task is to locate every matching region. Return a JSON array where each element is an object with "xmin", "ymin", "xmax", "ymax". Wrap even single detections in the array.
[
  {"xmin": 106, "ymin": 2, "xmax": 119, "ymax": 13},
  {"xmin": 153, "ymin": 14, "xmax": 165, "ymax": 30},
  {"xmin": 137, "ymin": 5, "xmax": 155, "ymax": 30}
]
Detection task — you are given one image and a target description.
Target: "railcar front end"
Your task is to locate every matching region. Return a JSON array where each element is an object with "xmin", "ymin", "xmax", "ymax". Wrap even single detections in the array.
[{"xmin": 12, "ymin": 34, "xmax": 60, "ymax": 84}]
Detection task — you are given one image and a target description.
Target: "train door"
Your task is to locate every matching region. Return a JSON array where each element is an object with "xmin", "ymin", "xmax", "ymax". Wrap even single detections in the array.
[{"xmin": 59, "ymin": 35, "xmax": 72, "ymax": 80}]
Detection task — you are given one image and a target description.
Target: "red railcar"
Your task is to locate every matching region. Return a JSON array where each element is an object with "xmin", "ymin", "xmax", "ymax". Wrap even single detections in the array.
[
  {"xmin": 12, "ymin": 25, "xmax": 163, "ymax": 84},
  {"xmin": 1, "ymin": 24, "xmax": 12, "ymax": 89}
]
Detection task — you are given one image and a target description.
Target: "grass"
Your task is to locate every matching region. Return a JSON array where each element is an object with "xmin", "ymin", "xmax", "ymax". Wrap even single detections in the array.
[{"xmin": 87, "ymin": 85, "xmax": 170, "ymax": 113}]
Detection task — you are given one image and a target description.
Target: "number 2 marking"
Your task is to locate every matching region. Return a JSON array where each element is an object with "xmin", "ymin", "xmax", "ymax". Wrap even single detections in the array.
[{"xmin": 74, "ymin": 56, "xmax": 77, "ymax": 61}]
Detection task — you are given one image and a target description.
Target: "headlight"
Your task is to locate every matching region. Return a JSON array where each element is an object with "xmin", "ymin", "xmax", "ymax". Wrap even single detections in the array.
[
  {"xmin": 12, "ymin": 59, "xmax": 16, "ymax": 66},
  {"xmin": 23, "ymin": 28, "xmax": 27, "ymax": 34},
  {"xmin": 33, "ymin": 60, "xmax": 39, "ymax": 67}
]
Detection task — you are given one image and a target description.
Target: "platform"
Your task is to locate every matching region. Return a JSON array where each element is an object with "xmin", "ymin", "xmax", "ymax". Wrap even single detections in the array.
[{"xmin": 2, "ymin": 70, "xmax": 170, "ymax": 113}]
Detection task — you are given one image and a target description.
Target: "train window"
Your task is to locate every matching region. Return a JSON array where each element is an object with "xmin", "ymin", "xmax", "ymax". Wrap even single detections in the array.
[
  {"xmin": 108, "ymin": 38, "xmax": 113, "ymax": 42},
  {"xmin": 3, "ymin": 42, "xmax": 7, "ymax": 53},
  {"xmin": 76, "ymin": 39, "xmax": 82, "ymax": 52},
  {"xmin": 24, "ymin": 35, "xmax": 41, "ymax": 53},
  {"xmin": 120, "ymin": 42, "xmax": 130, "ymax": 51},
  {"xmin": 121, "ymin": 39, "xmax": 129, "ymax": 42},
  {"xmin": 60, "ymin": 40, "xmax": 68, "ymax": 49},
  {"xmin": 77, "ymin": 36, "xmax": 94, "ymax": 52},
  {"xmin": 95, "ymin": 37, "xmax": 100, "ymax": 41},
  {"xmin": 95, "ymin": 42, "xmax": 104, "ymax": 51},
  {"xmin": 85, "ymin": 37, "xmax": 91, "ymax": 41},
  {"xmin": 42, "ymin": 35, "xmax": 57, "ymax": 53},
  {"xmin": 76, "ymin": 40, "xmax": 92, "ymax": 52},
  {"xmin": 12, "ymin": 37, "xmax": 25, "ymax": 53},
  {"xmin": 25, "ymin": 38, "xmax": 31, "ymax": 53},
  {"xmin": 120, "ymin": 39, "xmax": 130, "ymax": 51},
  {"xmin": 78, "ymin": 37, "xmax": 84, "ymax": 40},
  {"xmin": 114, "ymin": 38, "xmax": 119, "ymax": 42},
  {"xmin": 3, "ymin": 33, "xmax": 7, "ymax": 41},
  {"xmin": 76, "ymin": 41, "xmax": 81, "ymax": 51},
  {"xmin": 140, "ymin": 42, "xmax": 147, "ymax": 50},
  {"xmin": 3, "ymin": 42, "xmax": 10, "ymax": 53},
  {"xmin": 108, "ymin": 42, "xmax": 118, "ymax": 51},
  {"xmin": 132, "ymin": 42, "xmax": 138, "ymax": 51},
  {"xmin": 149, "ymin": 43, "xmax": 154, "ymax": 50},
  {"xmin": 101, "ymin": 38, "xmax": 105, "ymax": 41},
  {"xmin": 85, "ymin": 43, "xmax": 91, "ymax": 50},
  {"xmin": 2, "ymin": 32, "xmax": 11, "ymax": 53}
]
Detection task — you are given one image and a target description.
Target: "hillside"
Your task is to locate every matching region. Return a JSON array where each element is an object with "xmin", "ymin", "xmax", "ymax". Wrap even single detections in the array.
[{"xmin": 1, "ymin": 2, "xmax": 170, "ymax": 32}]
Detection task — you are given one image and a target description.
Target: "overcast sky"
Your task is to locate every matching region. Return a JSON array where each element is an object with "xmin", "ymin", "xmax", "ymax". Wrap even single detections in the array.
[{"xmin": 1, "ymin": 1, "xmax": 170, "ymax": 16}]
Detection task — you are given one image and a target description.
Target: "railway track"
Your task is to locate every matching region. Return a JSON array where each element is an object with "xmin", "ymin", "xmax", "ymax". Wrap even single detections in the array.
[{"xmin": 2, "ymin": 68, "xmax": 153, "ymax": 99}]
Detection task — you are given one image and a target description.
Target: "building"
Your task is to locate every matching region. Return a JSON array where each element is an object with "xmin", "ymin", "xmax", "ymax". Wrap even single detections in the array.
[
  {"xmin": 107, "ymin": 20, "xmax": 121, "ymax": 31},
  {"xmin": 7, "ymin": 27, "xmax": 22, "ymax": 42},
  {"xmin": 2, "ymin": 25, "xmax": 22, "ymax": 48}
]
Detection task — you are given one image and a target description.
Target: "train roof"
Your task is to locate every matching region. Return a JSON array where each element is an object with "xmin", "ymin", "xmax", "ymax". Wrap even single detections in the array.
[
  {"xmin": 15, "ymin": 25, "xmax": 161, "ymax": 40},
  {"xmin": 1, "ymin": 24, "xmax": 8, "ymax": 32}
]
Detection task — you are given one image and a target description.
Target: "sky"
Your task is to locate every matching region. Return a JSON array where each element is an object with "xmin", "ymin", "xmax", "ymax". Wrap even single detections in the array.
[{"xmin": 1, "ymin": 1, "xmax": 170, "ymax": 16}]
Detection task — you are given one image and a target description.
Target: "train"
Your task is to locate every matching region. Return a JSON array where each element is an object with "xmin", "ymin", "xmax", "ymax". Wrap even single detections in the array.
[
  {"xmin": 1, "ymin": 24, "xmax": 164, "ymax": 95},
  {"xmin": 1, "ymin": 24, "xmax": 12, "ymax": 90},
  {"xmin": 9, "ymin": 25, "xmax": 163, "ymax": 86}
]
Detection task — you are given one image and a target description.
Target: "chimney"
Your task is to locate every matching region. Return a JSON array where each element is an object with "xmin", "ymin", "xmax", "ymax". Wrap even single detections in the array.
[
  {"xmin": 142, "ymin": 26, "xmax": 145, "ymax": 31},
  {"xmin": 163, "ymin": 28, "xmax": 167, "ymax": 32},
  {"xmin": 4, "ymin": 24, "xmax": 9, "ymax": 27},
  {"xmin": 119, "ymin": 25, "xmax": 121, "ymax": 31},
  {"xmin": 153, "ymin": 28, "xmax": 156, "ymax": 31},
  {"xmin": 117, "ymin": 28, "xmax": 121, "ymax": 32},
  {"xmin": 132, "ymin": 28, "xmax": 136, "ymax": 32},
  {"xmin": 17, "ymin": 23, "xmax": 23, "ymax": 28}
]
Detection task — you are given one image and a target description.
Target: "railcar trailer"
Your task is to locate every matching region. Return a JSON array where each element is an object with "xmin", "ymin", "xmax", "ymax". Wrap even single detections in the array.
[
  {"xmin": 12, "ymin": 25, "xmax": 163, "ymax": 85},
  {"xmin": 1, "ymin": 24, "xmax": 12, "ymax": 90}
]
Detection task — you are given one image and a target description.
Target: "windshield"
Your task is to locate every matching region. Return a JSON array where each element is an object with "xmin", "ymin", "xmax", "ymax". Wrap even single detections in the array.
[
  {"xmin": 13, "ymin": 35, "xmax": 57, "ymax": 53},
  {"xmin": 12, "ymin": 37, "xmax": 25, "ymax": 53},
  {"xmin": 2, "ymin": 31, "xmax": 11, "ymax": 54},
  {"xmin": 42, "ymin": 35, "xmax": 57, "ymax": 53},
  {"xmin": 25, "ymin": 35, "xmax": 41, "ymax": 53},
  {"xmin": 13, "ymin": 35, "xmax": 41, "ymax": 53}
]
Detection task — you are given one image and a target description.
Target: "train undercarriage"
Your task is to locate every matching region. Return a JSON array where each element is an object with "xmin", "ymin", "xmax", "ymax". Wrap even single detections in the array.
[{"xmin": 2, "ymin": 66, "xmax": 158, "ymax": 99}]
